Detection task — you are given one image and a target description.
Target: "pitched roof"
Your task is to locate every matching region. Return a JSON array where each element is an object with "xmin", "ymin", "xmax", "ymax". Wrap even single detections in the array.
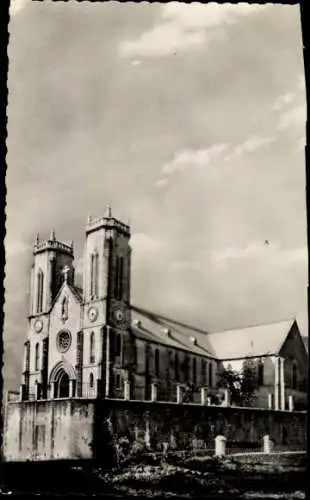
[
  {"xmin": 130, "ymin": 306, "xmax": 297, "ymax": 361},
  {"xmin": 130, "ymin": 306, "xmax": 216, "ymax": 358},
  {"xmin": 202, "ymin": 319, "xmax": 296, "ymax": 360}
]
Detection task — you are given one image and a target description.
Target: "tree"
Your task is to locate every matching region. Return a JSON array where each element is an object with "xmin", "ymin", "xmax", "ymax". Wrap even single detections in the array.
[{"xmin": 216, "ymin": 359, "xmax": 258, "ymax": 407}]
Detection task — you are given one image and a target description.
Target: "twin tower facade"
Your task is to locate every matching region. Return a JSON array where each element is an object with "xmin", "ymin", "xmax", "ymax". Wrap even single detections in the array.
[{"xmin": 23, "ymin": 206, "xmax": 135, "ymax": 402}]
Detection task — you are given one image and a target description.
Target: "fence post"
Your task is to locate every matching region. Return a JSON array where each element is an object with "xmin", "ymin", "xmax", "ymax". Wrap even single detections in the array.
[
  {"xmin": 268, "ymin": 393, "xmax": 273, "ymax": 409},
  {"xmin": 288, "ymin": 395, "xmax": 294, "ymax": 411},
  {"xmin": 176, "ymin": 385, "xmax": 183, "ymax": 404},
  {"xmin": 201, "ymin": 387, "xmax": 207, "ymax": 405},
  {"xmin": 215, "ymin": 435, "xmax": 227, "ymax": 457},
  {"xmin": 263, "ymin": 434, "xmax": 273, "ymax": 453},
  {"xmin": 124, "ymin": 380, "xmax": 130, "ymax": 401},
  {"xmin": 151, "ymin": 383, "xmax": 158, "ymax": 402}
]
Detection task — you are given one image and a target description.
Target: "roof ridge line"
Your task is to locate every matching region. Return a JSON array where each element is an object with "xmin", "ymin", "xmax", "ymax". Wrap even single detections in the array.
[{"xmin": 208, "ymin": 316, "xmax": 296, "ymax": 334}]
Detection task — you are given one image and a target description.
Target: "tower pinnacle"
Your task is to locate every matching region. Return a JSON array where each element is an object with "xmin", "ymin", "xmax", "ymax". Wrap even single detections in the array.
[{"xmin": 105, "ymin": 202, "xmax": 112, "ymax": 218}]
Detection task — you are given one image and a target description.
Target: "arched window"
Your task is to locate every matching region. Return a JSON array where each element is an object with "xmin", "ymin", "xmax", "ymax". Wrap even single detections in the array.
[
  {"xmin": 36, "ymin": 269, "xmax": 44, "ymax": 313},
  {"xmin": 193, "ymin": 357, "xmax": 197, "ymax": 385},
  {"xmin": 154, "ymin": 348, "xmax": 160, "ymax": 377},
  {"xmin": 201, "ymin": 359, "xmax": 206, "ymax": 386},
  {"xmin": 174, "ymin": 353, "xmax": 179, "ymax": 380},
  {"xmin": 89, "ymin": 373, "xmax": 94, "ymax": 388},
  {"xmin": 89, "ymin": 332, "xmax": 95, "ymax": 364},
  {"xmin": 61, "ymin": 296, "xmax": 68, "ymax": 320},
  {"xmin": 292, "ymin": 363, "xmax": 298, "ymax": 390},
  {"xmin": 258, "ymin": 359, "xmax": 264, "ymax": 385},
  {"xmin": 209, "ymin": 362, "xmax": 213, "ymax": 387},
  {"xmin": 115, "ymin": 333, "xmax": 121, "ymax": 358},
  {"xmin": 35, "ymin": 342, "xmax": 40, "ymax": 371},
  {"xmin": 90, "ymin": 252, "xmax": 99, "ymax": 299},
  {"xmin": 24, "ymin": 341, "xmax": 30, "ymax": 372},
  {"xmin": 114, "ymin": 256, "xmax": 124, "ymax": 301}
]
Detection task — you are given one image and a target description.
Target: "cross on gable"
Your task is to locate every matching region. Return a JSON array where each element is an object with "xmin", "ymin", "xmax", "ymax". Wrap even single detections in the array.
[{"xmin": 62, "ymin": 265, "xmax": 71, "ymax": 283}]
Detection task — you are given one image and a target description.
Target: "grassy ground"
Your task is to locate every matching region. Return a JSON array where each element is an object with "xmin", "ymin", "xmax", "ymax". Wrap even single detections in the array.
[{"xmin": 0, "ymin": 453, "xmax": 306, "ymax": 498}]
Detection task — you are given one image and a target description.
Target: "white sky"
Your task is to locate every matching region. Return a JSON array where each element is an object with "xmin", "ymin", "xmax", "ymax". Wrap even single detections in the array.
[{"xmin": 4, "ymin": 2, "xmax": 307, "ymax": 390}]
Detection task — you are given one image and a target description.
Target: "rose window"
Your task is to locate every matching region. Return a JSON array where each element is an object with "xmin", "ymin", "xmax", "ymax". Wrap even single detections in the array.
[{"xmin": 56, "ymin": 330, "xmax": 71, "ymax": 353}]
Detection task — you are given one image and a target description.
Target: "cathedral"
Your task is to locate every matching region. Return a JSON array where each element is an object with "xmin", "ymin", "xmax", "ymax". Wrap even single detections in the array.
[
  {"xmin": 18, "ymin": 205, "xmax": 307, "ymax": 410},
  {"xmin": 3, "ymin": 205, "xmax": 308, "ymax": 462}
]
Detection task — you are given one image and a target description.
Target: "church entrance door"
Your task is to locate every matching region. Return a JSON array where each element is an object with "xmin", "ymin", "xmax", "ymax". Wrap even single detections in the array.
[{"xmin": 57, "ymin": 372, "xmax": 70, "ymax": 398}]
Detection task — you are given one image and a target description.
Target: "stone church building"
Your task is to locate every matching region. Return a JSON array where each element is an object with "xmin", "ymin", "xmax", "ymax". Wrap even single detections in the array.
[{"xmin": 17, "ymin": 206, "xmax": 307, "ymax": 411}]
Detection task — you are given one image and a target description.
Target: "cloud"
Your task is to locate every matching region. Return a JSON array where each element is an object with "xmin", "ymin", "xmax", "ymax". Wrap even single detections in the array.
[
  {"xmin": 276, "ymin": 104, "xmax": 306, "ymax": 131},
  {"xmin": 160, "ymin": 144, "xmax": 229, "ymax": 177},
  {"xmin": 210, "ymin": 241, "xmax": 307, "ymax": 266},
  {"xmin": 273, "ymin": 92, "xmax": 295, "ymax": 111},
  {"xmin": 119, "ymin": 3, "xmax": 268, "ymax": 58},
  {"xmin": 224, "ymin": 135, "xmax": 274, "ymax": 162}
]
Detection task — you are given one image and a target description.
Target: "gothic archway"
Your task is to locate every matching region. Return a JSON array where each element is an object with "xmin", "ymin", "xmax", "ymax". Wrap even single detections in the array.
[{"xmin": 49, "ymin": 360, "xmax": 76, "ymax": 399}]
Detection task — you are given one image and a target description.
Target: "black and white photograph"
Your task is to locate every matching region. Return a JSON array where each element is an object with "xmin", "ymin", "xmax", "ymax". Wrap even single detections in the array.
[{"xmin": 2, "ymin": 0, "xmax": 308, "ymax": 496}]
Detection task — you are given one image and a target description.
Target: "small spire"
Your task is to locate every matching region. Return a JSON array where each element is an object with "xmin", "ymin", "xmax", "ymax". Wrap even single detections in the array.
[
  {"xmin": 105, "ymin": 202, "xmax": 112, "ymax": 218},
  {"xmin": 69, "ymin": 240, "xmax": 74, "ymax": 250},
  {"xmin": 50, "ymin": 228, "xmax": 56, "ymax": 241},
  {"xmin": 127, "ymin": 217, "xmax": 131, "ymax": 227},
  {"xmin": 34, "ymin": 233, "xmax": 40, "ymax": 246},
  {"xmin": 87, "ymin": 214, "xmax": 92, "ymax": 224}
]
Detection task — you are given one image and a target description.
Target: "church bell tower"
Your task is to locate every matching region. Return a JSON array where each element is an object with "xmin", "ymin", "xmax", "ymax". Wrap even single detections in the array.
[{"xmin": 83, "ymin": 204, "xmax": 134, "ymax": 398}]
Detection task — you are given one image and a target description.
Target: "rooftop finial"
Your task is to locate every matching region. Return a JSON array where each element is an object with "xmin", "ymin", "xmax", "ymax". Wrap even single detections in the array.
[
  {"xmin": 69, "ymin": 240, "xmax": 74, "ymax": 251},
  {"xmin": 105, "ymin": 202, "xmax": 112, "ymax": 218},
  {"xmin": 87, "ymin": 214, "xmax": 92, "ymax": 224},
  {"xmin": 50, "ymin": 228, "xmax": 56, "ymax": 241},
  {"xmin": 35, "ymin": 233, "xmax": 40, "ymax": 246}
]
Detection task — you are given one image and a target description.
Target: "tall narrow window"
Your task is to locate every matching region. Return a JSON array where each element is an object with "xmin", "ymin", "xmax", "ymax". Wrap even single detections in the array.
[
  {"xmin": 89, "ymin": 332, "xmax": 95, "ymax": 364},
  {"xmin": 258, "ymin": 359, "xmax": 264, "ymax": 385},
  {"xmin": 201, "ymin": 359, "xmax": 206, "ymax": 386},
  {"xmin": 292, "ymin": 363, "xmax": 298, "ymax": 390},
  {"xmin": 183, "ymin": 354, "xmax": 190, "ymax": 379},
  {"xmin": 90, "ymin": 253, "xmax": 99, "ymax": 299},
  {"xmin": 209, "ymin": 362, "xmax": 213, "ymax": 387},
  {"xmin": 118, "ymin": 257, "xmax": 124, "ymax": 300},
  {"xmin": 114, "ymin": 256, "xmax": 124, "ymax": 301},
  {"xmin": 61, "ymin": 296, "xmax": 68, "ymax": 320},
  {"xmin": 35, "ymin": 342, "xmax": 40, "ymax": 371},
  {"xmin": 94, "ymin": 252, "xmax": 99, "ymax": 298},
  {"xmin": 174, "ymin": 353, "xmax": 179, "ymax": 380},
  {"xmin": 193, "ymin": 357, "xmax": 197, "ymax": 385},
  {"xmin": 115, "ymin": 333, "xmax": 121, "ymax": 359},
  {"xmin": 155, "ymin": 348, "xmax": 160, "ymax": 377},
  {"xmin": 89, "ymin": 373, "xmax": 94, "ymax": 388},
  {"xmin": 36, "ymin": 269, "xmax": 44, "ymax": 313},
  {"xmin": 24, "ymin": 341, "xmax": 30, "ymax": 372}
]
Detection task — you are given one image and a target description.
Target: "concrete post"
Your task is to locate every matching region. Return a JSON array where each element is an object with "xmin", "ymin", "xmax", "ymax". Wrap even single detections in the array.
[
  {"xmin": 124, "ymin": 380, "xmax": 130, "ymax": 401},
  {"xmin": 268, "ymin": 393, "xmax": 273, "ymax": 409},
  {"xmin": 274, "ymin": 357, "xmax": 279, "ymax": 410},
  {"xmin": 280, "ymin": 357, "xmax": 285, "ymax": 410},
  {"xmin": 201, "ymin": 387, "xmax": 208, "ymax": 405},
  {"xmin": 207, "ymin": 397, "xmax": 212, "ymax": 406},
  {"xmin": 215, "ymin": 435, "xmax": 227, "ymax": 457},
  {"xmin": 288, "ymin": 395, "xmax": 294, "ymax": 411},
  {"xmin": 176, "ymin": 385, "xmax": 183, "ymax": 404},
  {"xmin": 151, "ymin": 383, "xmax": 158, "ymax": 402},
  {"xmin": 263, "ymin": 435, "xmax": 273, "ymax": 453}
]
